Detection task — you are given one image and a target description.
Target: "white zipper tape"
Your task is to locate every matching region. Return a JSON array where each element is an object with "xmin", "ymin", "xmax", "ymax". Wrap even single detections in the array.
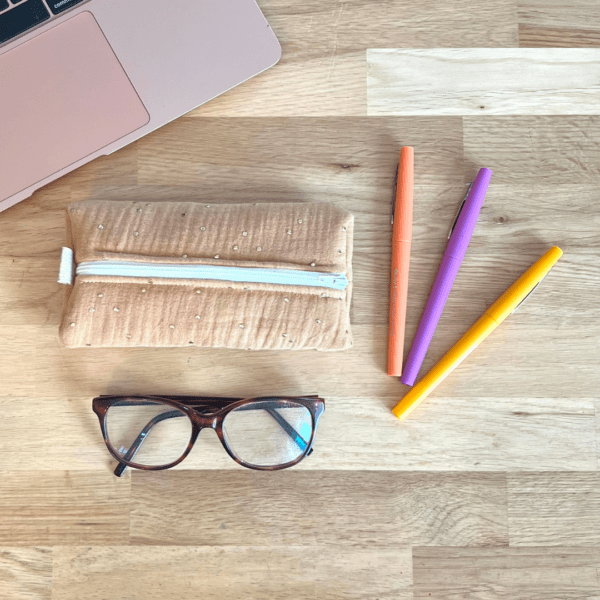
[
  {"xmin": 75, "ymin": 260, "xmax": 348, "ymax": 291},
  {"xmin": 57, "ymin": 247, "xmax": 74, "ymax": 285}
]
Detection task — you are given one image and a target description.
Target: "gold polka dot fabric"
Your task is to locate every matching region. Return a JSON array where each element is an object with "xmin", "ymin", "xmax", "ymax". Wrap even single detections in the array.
[{"xmin": 59, "ymin": 200, "xmax": 354, "ymax": 350}]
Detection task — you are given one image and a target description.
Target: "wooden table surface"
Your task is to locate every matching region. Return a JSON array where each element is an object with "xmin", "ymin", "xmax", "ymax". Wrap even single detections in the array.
[{"xmin": 2, "ymin": 2, "xmax": 600, "ymax": 598}]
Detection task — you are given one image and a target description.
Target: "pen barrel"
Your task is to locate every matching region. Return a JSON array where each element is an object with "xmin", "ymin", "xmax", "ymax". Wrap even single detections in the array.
[
  {"xmin": 392, "ymin": 147, "xmax": 414, "ymax": 242},
  {"xmin": 400, "ymin": 253, "xmax": 461, "ymax": 386},
  {"xmin": 486, "ymin": 246, "xmax": 563, "ymax": 323},
  {"xmin": 400, "ymin": 168, "xmax": 491, "ymax": 386},
  {"xmin": 393, "ymin": 313, "xmax": 498, "ymax": 420},
  {"xmin": 388, "ymin": 240, "xmax": 411, "ymax": 376},
  {"xmin": 388, "ymin": 146, "xmax": 413, "ymax": 377},
  {"xmin": 446, "ymin": 168, "xmax": 492, "ymax": 259}
]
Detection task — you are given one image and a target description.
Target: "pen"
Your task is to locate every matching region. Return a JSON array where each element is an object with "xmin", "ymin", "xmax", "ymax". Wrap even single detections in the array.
[
  {"xmin": 388, "ymin": 147, "xmax": 414, "ymax": 376},
  {"xmin": 400, "ymin": 167, "xmax": 492, "ymax": 386},
  {"xmin": 392, "ymin": 246, "xmax": 563, "ymax": 420}
]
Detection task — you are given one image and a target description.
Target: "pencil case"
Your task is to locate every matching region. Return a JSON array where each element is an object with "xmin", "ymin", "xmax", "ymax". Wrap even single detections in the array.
[{"xmin": 58, "ymin": 200, "xmax": 354, "ymax": 350}]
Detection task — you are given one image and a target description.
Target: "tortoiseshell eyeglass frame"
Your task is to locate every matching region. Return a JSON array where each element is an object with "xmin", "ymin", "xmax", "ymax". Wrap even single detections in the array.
[{"xmin": 93, "ymin": 395, "xmax": 325, "ymax": 477}]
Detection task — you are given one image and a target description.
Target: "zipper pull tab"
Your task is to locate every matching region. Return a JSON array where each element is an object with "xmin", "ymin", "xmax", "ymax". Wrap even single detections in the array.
[{"xmin": 58, "ymin": 247, "xmax": 74, "ymax": 285}]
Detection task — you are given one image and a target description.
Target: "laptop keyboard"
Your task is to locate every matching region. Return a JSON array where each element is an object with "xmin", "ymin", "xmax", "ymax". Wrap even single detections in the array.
[
  {"xmin": 0, "ymin": 0, "xmax": 85, "ymax": 46},
  {"xmin": 46, "ymin": 0, "xmax": 86, "ymax": 15}
]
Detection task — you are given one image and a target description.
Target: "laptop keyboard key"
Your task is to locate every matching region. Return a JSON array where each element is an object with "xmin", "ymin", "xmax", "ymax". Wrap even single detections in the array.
[
  {"xmin": 47, "ymin": 0, "xmax": 85, "ymax": 15},
  {"xmin": 0, "ymin": 0, "xmax": 49, "ymax": 45}
]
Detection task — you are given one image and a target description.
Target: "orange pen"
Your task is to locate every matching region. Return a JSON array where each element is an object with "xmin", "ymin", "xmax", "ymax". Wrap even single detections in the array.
[{"xmin": 387, "ymin": 147, "xmax": 414, "ymax": 376}]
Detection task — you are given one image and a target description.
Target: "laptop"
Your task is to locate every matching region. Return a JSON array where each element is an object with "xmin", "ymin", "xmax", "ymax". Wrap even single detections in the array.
[{"xmin": 0, "ymin": 0, "xmax": 281, "ymax": 213}]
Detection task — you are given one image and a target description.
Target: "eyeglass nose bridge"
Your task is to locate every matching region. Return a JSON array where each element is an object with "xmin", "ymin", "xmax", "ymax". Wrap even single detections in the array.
[{"xmin": 194, "ymin": 414, "xmax": 220, "ymax": 431}]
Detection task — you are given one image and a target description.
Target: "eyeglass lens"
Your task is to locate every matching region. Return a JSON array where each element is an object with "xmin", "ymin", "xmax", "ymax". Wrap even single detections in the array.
[
  {"xmin": 223, "ymin": 400, "xmax": 313, "ymax": 467},
  {"xmin": 105, "ymin": 399, "xmax": 193, "ymax": 467}
]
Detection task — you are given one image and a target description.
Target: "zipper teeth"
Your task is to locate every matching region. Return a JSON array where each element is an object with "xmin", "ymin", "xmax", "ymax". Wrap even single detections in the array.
[{"xmin": 76, "ymin": 261, "xmax": 348, "ymax": 291}]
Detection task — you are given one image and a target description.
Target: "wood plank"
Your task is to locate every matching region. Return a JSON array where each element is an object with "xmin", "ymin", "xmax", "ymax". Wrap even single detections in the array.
[
  {"xmin": 130, "ymin": 471, "xmax": 508, "ymax": 546},
  {"xmin": 412, "ymin": 547, "xmax": 600, "ymax": 599},
  {"xmin": 1, "ymin": 396, "xmax": 594, "ymax": 473},
  {"xmin": 463, "ymin": 116, "xmax": 600, "ymax": 185},
  {"xmin": 52, "ymin": 546, "xmax": 412, "ymax": 600},
  {"xmin": 196, "ymin": 52, "xmax": 366, "ymax": 118},
  {"xmin": 367, "ymin": 49, "xmax": 600, "ymax": 115},
  {"xmin": 0, "ymin": 183, "xmax": 71, "ymax": 259},
  {"xmin": 136, "ymin": 116, "xmax": 464, "ymax": 188},
  {"xmin": 257, "ymin": 0, "xmax": 519, "ymax": 52},
  {"xmin": 0, "ymin": 397, "xmax": 109, "ymax": 472},
  {"xmin": 597, "ymin": 399, "xmax": 600, "ymax": 471},
  {"xmin": 519, "ymin": 25, "xmax": 600, "ymax": 47},
  {"xmin": 0, "ymin": 472, "xmax": 130, "ymax": 546},
  {"xmin": 468, "ymin": 184, "xmax": 600, "ymax": 256},
  {"xmin": 189, "ymin": 0, "xmax": 518, "ymax": 118},
  {"xmin": 311, "ymin": 397, "xmax": 596, "ymax": 472},
  {"xmin": 1, "ymin": 323, "xmax": 398, "ymax": 399},
  {"xmin": 0, "ymin": 548, "xmax": 52, "ymax": 600},
  {"xmin": 0, "ymin": 258, "xmax": 62, "ymax": 328},
  {"xmin": 518, "ymin": 0, "xmax": 600, "ymax": 30},
  {"xmin": 508, "ymin": 473, "xmax": 600, "ymax": 546},
  {"xmin": 518, "ymin": 0, "xmax": 600, "ymax": 47},
  {"xmin": 3, "ymin": 309, "xmax": 598, "ymax": 401}
]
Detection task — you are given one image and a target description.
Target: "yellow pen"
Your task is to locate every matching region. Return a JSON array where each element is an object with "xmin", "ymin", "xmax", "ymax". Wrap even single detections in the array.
[{"xmin": 392, "ymin": 246, "xmax": 563, "ymax": 420}]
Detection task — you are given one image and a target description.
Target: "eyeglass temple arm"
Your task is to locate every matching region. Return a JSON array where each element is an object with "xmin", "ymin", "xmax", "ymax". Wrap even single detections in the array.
[
  {"xmin": 113, "ymin": 410, "xmax": 183, "ymax": 477},
  {"xmin": 113, "ymin": 403, "xmax": 312, "ymax": 477},
  {"xmin": 264, "ymin": 408, "xmax": 312, "ymax": 454}
]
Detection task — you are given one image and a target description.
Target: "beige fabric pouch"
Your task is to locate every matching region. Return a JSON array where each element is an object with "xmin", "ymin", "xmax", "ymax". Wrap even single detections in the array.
[{"xmin": 59, "ymin": 200, "xmax": 354, "ymax": 350}]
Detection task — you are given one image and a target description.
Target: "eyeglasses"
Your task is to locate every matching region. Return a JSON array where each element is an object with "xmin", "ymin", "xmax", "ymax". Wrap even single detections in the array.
[{"xmin": 93, "ymin": 395, "xmax": 325, "ymax": 476}]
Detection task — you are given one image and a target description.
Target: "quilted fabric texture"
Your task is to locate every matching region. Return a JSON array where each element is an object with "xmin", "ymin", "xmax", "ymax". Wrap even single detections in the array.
[{"xmin": 59, "ymin": 200, "xmax": 354, "ymax": 350}]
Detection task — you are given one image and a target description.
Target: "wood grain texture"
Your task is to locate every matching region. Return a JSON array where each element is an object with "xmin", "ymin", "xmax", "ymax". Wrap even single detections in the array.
[
  {"xmin": 52, "ymin": 546, "xmax": 413, "ymax": 600},
  {"xmin": 130, "ymin": 471, "xmax": 508, "ymax": 547},
  {"xmin": 519, "ymin": 0, "xmax": 600, "ymax": 47},
  {"xmin": 367, "ymin": 49, "xmax": 600, "ymax": 115},
  {"xmin": 189, "ymin": 0, "xmax": 518, "ymax": 117},
  {"xmin": 412, "ymin": 547, "xmax": 600, "ymax": 599},
  {"xmin": 463, "ymin": 116, "xmax": 600, "ymax": 184},
  {"xmin": 0, "ymin": 397, "xmax": 108, "ymax": 471},
  {"xmin": 0, "ymin": 472, "xmax": 130, "ymax": 545},
  {"xmin": 519, "ymin": 25, "xmax": 600, "ymax": 47},
  {"xmin": 4, "ymin": 292, "xmax": 596, "ymax": 398},
  {"xmin": 508, "ymin": 473, "xmax": 600, "ymax": 546},
  {"xmin": 136, "ymin": 116, "xmax": 464, "ymax": 189},
  {"xmin": 1, "ymin": 1, "xmax": 599, "ymax": 598},
  {"xmin": 5, "ymin": 322, "xmax": 596, "ymax": 401},
  {"xmin": 0, "ymin": 396, "xmax": 595, "ymax": 473},
  {"xmin": 0, "ymin": 548, "xmax": 52, "ymax": 600}
]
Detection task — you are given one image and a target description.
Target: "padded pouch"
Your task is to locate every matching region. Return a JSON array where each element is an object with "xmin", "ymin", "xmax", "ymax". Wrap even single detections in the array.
[{"xmin": 59, "ymin": 200, "xmax": 354, "ymax": 350}]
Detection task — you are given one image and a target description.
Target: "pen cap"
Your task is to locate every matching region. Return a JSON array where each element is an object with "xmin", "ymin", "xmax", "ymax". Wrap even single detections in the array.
[
  {"xmin": 445, "ymin": 168, "xmax": 492, "ymax": 259},
  {"xmin": 393, "ymin": 146, "xmax": 414, "ymax": 242},
  {"xmin": 486, "ymin": 246, "xmax": 563, "ymax": 324}
]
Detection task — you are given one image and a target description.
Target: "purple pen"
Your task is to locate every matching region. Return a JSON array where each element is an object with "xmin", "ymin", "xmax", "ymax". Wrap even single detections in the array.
[{"xmin": 400, "ymin": 167, "xmax": 492, "ymax": 386}]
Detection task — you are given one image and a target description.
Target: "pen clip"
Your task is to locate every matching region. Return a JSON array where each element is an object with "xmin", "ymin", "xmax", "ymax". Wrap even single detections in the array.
[
  {"xmin": 510, "ymin": 274, "xmax": 547, "ymax": 315},
  {"xmin": 447, "ymin": 182, "xmax": 474, "ymax": 240},
  {"xmin": 391, "ymin": 163, "xmax": 399, "ymax": 225}
]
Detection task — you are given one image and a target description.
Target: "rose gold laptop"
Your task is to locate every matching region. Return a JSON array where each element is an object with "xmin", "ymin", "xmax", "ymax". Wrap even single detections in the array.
[{"xmin": 0, "ymin": 0, "xmax": 281, "ymax": 213}]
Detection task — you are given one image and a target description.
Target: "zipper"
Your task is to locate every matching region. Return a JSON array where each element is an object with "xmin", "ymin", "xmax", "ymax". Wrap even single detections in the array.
[{"xmin": 74, "ymin": 259, "xmax": 348, "ymax": 291}]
